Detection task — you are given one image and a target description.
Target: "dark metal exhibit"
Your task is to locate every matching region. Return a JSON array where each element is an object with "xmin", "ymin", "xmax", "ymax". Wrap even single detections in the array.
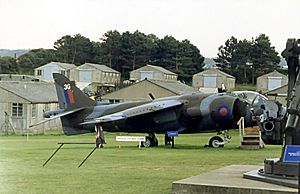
[{"xmin": 245, "ymin": 39, "xmax": 300, "ymax": 188}]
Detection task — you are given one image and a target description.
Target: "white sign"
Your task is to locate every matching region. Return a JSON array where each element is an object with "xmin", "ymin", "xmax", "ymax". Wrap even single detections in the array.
[{"xmin": 116, "ymin": 136, "xmax": 146, "ymax": 142}]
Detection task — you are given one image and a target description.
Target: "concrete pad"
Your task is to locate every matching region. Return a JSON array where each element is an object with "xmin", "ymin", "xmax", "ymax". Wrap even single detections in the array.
[
  {"xmin": 244, "ymin": 169, "xmax": 298, "ymax": 188},
  {"xmin": 171, "ymin": 165, "xmax": 298, "ymax": 194}
]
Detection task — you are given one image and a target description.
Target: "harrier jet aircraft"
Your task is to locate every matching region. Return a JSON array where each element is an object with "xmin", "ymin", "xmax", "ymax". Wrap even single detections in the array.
[{"xmin": 34, "ymin": 73, "xmax": 254, "ymax": 148}]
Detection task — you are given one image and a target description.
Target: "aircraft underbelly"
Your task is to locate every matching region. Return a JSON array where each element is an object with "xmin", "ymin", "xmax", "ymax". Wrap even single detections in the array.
[{"xmin": 102, "ymin": 109, "xmax": 180, "ymax": 133}]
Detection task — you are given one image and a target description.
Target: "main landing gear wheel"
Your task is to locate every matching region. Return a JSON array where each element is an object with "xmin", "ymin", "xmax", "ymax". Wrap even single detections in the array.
[
  {"xmin": 208, "ymin": 136, "xmax": 224, "ymax": 148},
  {"xmin": 165, "ymin": 134, "xmax": 172, "ymax": 145},
  {"xmin": 142, "ymin": 135, "xmax": 158, "ymax": 148}
]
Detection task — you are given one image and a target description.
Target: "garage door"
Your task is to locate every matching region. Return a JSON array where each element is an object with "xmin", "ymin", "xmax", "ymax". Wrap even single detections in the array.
[
  {"xmin": 203, "ymin": 74, "xmax": 217, "ymax": 88},
  {"xmin": 268, "ymin": 77, "xmax": 282, "ymax": 90},
  {"xmin": 44, "ymin": 64, "xmax": 59, "ymax": 81},
  {"xmin": 79, "ymin": 70, "xmax": 92, "ymax": 82}
]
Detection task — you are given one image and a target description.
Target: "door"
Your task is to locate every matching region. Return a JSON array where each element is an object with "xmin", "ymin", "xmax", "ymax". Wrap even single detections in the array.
[
  {"xmin": 268, "ymin": 77, "xmax": 282, "ymax": 90},
  {"xmin": 79, "ymin": 70, "xmax": 92, "ymax": 82},
  {"xmin": 203, "ymin": 74, "xmax": 217, "ymax": 88},
  {"xmin": 140, "ymin": 71, "xmax": 154, "ymax": 80},
  {"xmin": 44, "ymin": 64, "xmax": 59, "ymax": 81}
]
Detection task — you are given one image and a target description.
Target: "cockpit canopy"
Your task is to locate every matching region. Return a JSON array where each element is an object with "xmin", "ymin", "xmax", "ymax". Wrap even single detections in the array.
[{"xmin": 230, "ymin": 91, "xmax": 268, "ymax": 106}]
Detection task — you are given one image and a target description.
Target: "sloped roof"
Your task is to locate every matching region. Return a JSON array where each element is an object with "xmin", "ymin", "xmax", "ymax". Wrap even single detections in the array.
[
  {"xmin": 133, "ymin": 64, "xmax": 177, "ymax": 75},
  {"xmin": 265, "ymin": 84, "xmax": 288, "ymax": 94},
  {"xmin": 102, "ymin": 78, "xmax": 198, "ymax": 100},
  {"xmin": 147, "ymin": 65, "xmax": 177, "ymax": 75},
  {"xmin": 204, "ymin": 58, "xmax": 217, "ymax": 65},
  {"xmin": 36, "ymin": 62, "xmax": 76, "ymax": 70},
  {"xmin": 0, "ymin": 74, "xmax": 45, "ymax": 82},
  {"xmin": 147, "ymin": 79, "xmax": 197, "ymax": 95},
  {"xmin": 258, "ymin": 70, "xmax": 287, "ymax": 78},
  {"xmin": 0, "ymin": 82, "xmax": 58, "ymax": 103},
  {"xmin": 194, "ymin": 68, "xmax": 235, "ymax": 79},
  {"xmin": 203, "ymin": 58, "xmax": 219, "ymax": 69},
  {"xmin": 81, "ymin": 63, "xmax": 120, "ymax": 73},
  {"xmin": 216, "ymin": 69, "xmax": 235, "ymax": 78}
]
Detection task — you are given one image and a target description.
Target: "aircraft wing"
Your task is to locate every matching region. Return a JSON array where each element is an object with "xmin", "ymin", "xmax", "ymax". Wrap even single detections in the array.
[
  {"xmin": 29, "ymin": 108, "xmax": 85, "ymax": 127},
  {"xmin": 80, "ymin": 99, "xmax": 183, "ymax": 125}
]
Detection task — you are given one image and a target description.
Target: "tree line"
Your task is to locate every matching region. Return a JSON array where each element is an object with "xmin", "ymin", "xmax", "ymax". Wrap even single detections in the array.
[
  {"xmin": 0, "ymin": 31, "xmax": 281, "ymax": 84},
  {"xmin": 216, "ymin": 34, "xmax": 281, "ymax": 84},
  {"xmin": 0, "ymin": 31, "xmax": 204, "ymax": 83}
]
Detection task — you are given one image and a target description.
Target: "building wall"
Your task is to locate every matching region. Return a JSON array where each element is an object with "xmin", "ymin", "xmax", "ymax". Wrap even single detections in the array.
[
  {"xmin": 257, "ymin": 71, "xmax": 288, "ymax": 93},
  {"xmin": 35, "ymin": 64, "xmax": 69, "ymax": 81},
  {"xmin": 69, "ymin": 66, "xmax": 120, "ymax": 84},
  {"xmin": 227, "ymin": 78, "xmax": 236, "ymax": 90},
  {"xmin": 29, "ymin": 103, "xmax": 61, "ymax": 133},
  {"xmin": 266, "ymin": 85, "xmax": 288, "ymax": 106},
  {"xmin": 192, "ymin": 70, "xmax": 235, "ymax": 89},
  {"xmin": 102, "ymin": 81, "xmax": 176, "ymax": 102},
  {"xmin": 0, "ymin": 88, "xmax": 61, "ymax": 134},
  {"xmin": 0, "ymin": 103, "xmax": 9, "ymax": 133},
  {"xmin": 130, "ymin": 66, "xmax": 177, "ymax": 81}
]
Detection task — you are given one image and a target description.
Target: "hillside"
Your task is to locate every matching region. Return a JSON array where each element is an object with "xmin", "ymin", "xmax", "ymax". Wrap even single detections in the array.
[{"xmin": 0, "ymin": 49, "xmax": 29, "ymax": 57}]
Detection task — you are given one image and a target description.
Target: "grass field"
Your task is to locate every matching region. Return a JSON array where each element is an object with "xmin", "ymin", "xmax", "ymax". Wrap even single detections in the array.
[{"xmin": 0, "ymin": 130, "xmax": 282, "ymax": 194}]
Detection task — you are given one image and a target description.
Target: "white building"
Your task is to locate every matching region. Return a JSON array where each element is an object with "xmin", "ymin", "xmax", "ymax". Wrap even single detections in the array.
[
  {"xmin": 256, "ymin": 70, "xmax": 288, "ymax": 93},
  {"xmin": 69, "ymin": 63, "xmax": 121, "ymax": 85},
  {"xmin": 34, "ymin": 62, "xmax": 76, "ymax": 81},
  {"xmin": 192, "ymin": 69, "xmax": 236, "ymax": 90}
]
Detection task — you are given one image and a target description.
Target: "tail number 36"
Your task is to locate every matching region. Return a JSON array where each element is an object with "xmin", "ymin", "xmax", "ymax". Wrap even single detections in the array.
[{"xmin": 64, "ymin": 83, "xmax": 71, "ymax": 90}]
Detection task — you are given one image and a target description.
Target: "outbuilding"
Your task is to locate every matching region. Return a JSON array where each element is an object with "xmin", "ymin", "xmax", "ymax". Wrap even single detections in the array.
[
  {"xmin": 69, "ymin": 63, "xmax": 121, "ymax": 85},
  {"xmin": 256, "ymin": 70, "xmax": 288, "ymax": 93},
  {"xmin": 192, "ymin": 69, "xmax": 236, "ymax": 90},
  {"xmin": 34, "ymin": 62, "xmax": 76, "ymax": 81},
  {"xmin": 130, "ymin": 64, "xmax": 178, "ymax": 81},
  {"xmin": 265, "ymin": 84, "xmax": 288, "ymax": 106},
  {"xmin": 0, "ymin": 82, "xmax": 60, "ymax": 134},
  {"xmin": 101, "ymin": 79, "xmax": 198, "ymax": 103}
]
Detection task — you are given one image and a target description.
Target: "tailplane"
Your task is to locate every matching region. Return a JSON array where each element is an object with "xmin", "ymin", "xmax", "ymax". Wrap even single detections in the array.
[{"xmin": 53, "ymin": 73, "xmax": 96, "ymax": 110}]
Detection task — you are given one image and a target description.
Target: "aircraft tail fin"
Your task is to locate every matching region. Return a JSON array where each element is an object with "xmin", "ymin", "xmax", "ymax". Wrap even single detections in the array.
[{"xmin": 53, "ymin": 73, "xmax": 96, "ymax": 110}]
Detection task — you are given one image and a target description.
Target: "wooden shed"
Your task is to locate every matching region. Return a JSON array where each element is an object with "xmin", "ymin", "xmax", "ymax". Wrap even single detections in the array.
[
  {"xmin": 192, "ymin": 69, "xmax": 235, "ymax": 90},
  {"xmin": 256, "ymin": 70, "xmax": 288, "ymax": 93},
  {"xmin": 130, "ymin": 64, "xmax": 177, "ymax": 81},
  {"xmin": 0, "ymin": 82, "xmax": 60, "ymax": 134}
]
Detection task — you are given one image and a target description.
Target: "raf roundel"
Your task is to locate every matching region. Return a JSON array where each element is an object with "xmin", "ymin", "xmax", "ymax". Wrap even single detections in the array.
[
  {"xmin": 216, "ymin": 105, "xmax": 231, "ymax": 121},
  {"xmin": 219, "ymin": 107, "xmax": 228, "ymax": 117}
]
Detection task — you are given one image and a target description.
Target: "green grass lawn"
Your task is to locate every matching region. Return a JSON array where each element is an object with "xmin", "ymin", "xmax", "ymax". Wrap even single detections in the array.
[
  {"xmin": 233, "ymin": 84, "xmax": 257, "ymax": 91},
  {"xmin": 0, "ymin": 130, "xmax": 281, "ymax": 194}
]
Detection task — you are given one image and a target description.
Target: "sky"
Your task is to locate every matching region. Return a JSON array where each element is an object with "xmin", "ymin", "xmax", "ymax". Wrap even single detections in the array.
[{"xmin": 1, "ymin": 0, "xmax": 300, "ymax": 57}]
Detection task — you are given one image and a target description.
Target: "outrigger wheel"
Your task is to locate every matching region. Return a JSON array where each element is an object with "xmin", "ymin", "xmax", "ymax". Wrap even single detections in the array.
[
  {"xmin": 95, "ymin": 125, "xmax": 106, "ymax": 148},
  {"xmin": 208, "ymin": 136, "xmax": 224, "ymax": 148}
]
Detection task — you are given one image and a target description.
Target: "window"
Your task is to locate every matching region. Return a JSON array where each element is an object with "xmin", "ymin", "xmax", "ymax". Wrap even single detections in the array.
[
  {"xmin": 109, "ymin": 99, "xmax": 120, "ymax": 104},
  {"xmin": 37, "ymin": 70, "xmax": 42, "ymax": 76},
  {"xmin": 32, "ymin": 104, "xmax": 36, "ymax": 118},
  {"xmin": 12, "ymin": 103, "xmax": 23, "ymax": 117}
]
